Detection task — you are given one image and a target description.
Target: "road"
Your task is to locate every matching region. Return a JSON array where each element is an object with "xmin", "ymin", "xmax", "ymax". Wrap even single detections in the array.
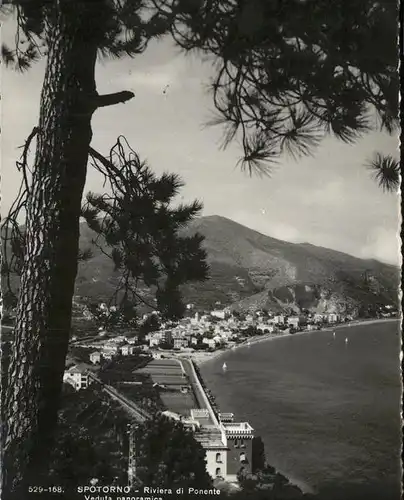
[{"xmin": 87, "ymin": 372, "xmax": 150, "ymax": 423}]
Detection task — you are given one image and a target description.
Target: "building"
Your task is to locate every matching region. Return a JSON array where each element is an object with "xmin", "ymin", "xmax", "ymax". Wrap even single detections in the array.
[
  {"xmin": 190, "ymin": 312, "xmax": 200, "ymax": 325},
  {"xmin": 221, "ymin": 420, "xmax": 254, "ymax": 482},
  {"xmin": 89, "ymin": 351, "xmax": 101, "ymax": 364},
  {"xmin": 211, "ymin": 310, "xmax": 227, "ymax": 320},
  {"xmin": 190, "ymin": 411, "xmax": 254, "ymax": 482},
  {"xmin": 121, "ymin": 344, "xmax": 137, "ymax": 356},
  {"xmin": 202, "ymin": 337, "xmax": 216, "ymax": 349},
  {"xmin": 256, "ymin": 324, "xmax": 274, "ymax": 333},
  {"xmin": 127, "ymin": 364, "xmax": 254, "ymax": 484},
  {"xmin": 287, "ymin": 316, "xmax": 300, "ymax": 328},
  {"xmin": 313, "ymin": 313, "xmax": 325, "ymax": 324},
  {"xmin": 102, "ymin": 344, "xmax": 119, "ymax": 359},
  {"xmin": 328, "ymin": 313, "xmax": 339, "ymax": 324},
  {"xmin": 63, "ymin": 365, "xmax": 90, "ymax": 390},
  {"xmin": 173, "ymin": 338, "xmax": 189, "ymax": 350},
  {"xmin": 273, "ymin": 315, "xmax": 285, "ymax": 325},
  {"xmin": 162, "ymin": 330, "xmax": 173, "ymax": 345}
]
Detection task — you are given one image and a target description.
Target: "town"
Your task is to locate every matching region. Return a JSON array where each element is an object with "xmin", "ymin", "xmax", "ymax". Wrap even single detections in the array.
[
  {"xmin": 68, "ymin": 300, "xmax": 398, "ymax": 362},
  {"xmin": 58, "ymin": 300, "xmax": 398, "ymax": 487}
]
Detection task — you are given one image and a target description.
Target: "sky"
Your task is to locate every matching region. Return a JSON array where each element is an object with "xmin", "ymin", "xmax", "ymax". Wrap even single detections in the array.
[{"xmin": 1, "ymin": 23, "xmax": 401, "ymax": 266}]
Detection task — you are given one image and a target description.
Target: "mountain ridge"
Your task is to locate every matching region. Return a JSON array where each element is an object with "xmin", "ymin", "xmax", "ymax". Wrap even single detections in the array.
[
  {"xmin": 177, "ymin": 216, "xmax": 398, "ymax": 314},
  {"xmin": 3, "ymin": 216, "xmax": 398, "ymax": 316}
]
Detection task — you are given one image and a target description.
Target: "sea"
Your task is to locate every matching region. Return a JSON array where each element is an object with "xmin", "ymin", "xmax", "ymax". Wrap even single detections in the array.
[{"xmin": 200, "ymin": 320, "xmax": 402, "ymax": 500}]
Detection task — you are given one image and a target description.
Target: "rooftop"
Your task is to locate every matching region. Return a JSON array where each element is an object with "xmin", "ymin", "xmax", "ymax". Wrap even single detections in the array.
[
  {"xmin": 194, "ymin": 428, "xmax": 225, "ymax": 449},
  {"xmin": 222, "ymin": 422, "xmax": 254, "ymax": 434}
]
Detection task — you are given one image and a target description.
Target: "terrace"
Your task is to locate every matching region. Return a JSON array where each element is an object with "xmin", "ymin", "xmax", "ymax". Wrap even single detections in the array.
[
  {"xmin": 194, "ymin": 427, "xmax": 226, "ymax": 449},
  {"xmin": 222, "ymin": 422, "xmax": 254, "ymax": 437}
]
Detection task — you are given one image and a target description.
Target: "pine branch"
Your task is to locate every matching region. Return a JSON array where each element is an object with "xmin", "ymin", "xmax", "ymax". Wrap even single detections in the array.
[{"xmin": 95, "ymin": 91, "xmax": 135, "ymax": 109}]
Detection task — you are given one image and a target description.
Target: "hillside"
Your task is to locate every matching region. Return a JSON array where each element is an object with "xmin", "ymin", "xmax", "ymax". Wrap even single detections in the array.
[
  {"xmin": 178, "ymin": 216, "xmax": 399, "ymax": 315},
  {"xmin": 3, "ymin": 216, "xmax": 399, "ymax": 316}
]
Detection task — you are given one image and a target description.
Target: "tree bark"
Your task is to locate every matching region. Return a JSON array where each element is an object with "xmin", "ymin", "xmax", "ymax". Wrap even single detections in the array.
[{"xmin": 2, "ymin": 3, "xmax": 99, "ymax": 497}]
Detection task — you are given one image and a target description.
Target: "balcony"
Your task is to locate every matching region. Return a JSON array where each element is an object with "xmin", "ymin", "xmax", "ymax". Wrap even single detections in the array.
[{"xmin": 218, "ymin": 412, "xmax": 234, "ymax": 423}]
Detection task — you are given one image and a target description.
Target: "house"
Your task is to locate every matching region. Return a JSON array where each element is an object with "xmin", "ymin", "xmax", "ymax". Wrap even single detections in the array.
[
  {"xmin": 89, "ymin": 351, "xmax": 101, "ymax": 364},
  {"xmin": 211, "ymin": 310, "xmax": 226, "ymax": 320},
  {"xmin": 256, "ymin": 324, "xmax": 274, "ymax": 333},
  {"xmin": 63, "ymin": 365, "xmax": 91, "ymax": 391},
  {"xmin": 273, "ymin": 315, "xmax": 285, "ymax": 325},
  {"xmin": 121, "ymin": 344, "xmax": 137, "ymax": 356},
  {"xmin": 313, "ymin": 313, "xmax": 325, "ymax": 323},
  {"xmin": 188, "ymin": 411, "xmax": 254, "ymax": 482},
  {"xmin": 287, "ymin": 316, "xmax": 300, "ymax": 328},
  {"xmin": 328, "ymin": 313, "xmax": 338, "ymax": 324},
  {"xmin": 173, "ymin": 338, "xmax": 189, "ymax": 350},
  {"xmin": 149, "ymin": 336, "xmax": 161, "ymax": 348},
  {"xmin": 102, "ymin": 344, "xmax": 119, "ymax": 359},
  {"xmin": 103, "ymin": 343, "xmax": 119, "ymax": 353},
  {"xmin": 190, "ymin": 313, "xmax": 200, "ymax": 325},
  {"xmin": 113, "ymin": 335, "xmax": 128, "ymax": 343},
  {"xmin": 202, "ymin": 338, "xmax": 216, "ymax": 349}
]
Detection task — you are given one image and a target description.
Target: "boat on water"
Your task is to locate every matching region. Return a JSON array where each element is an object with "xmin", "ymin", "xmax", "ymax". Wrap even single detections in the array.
[
  {"xmin": 345, "ymin": 337, "xmax": 349, "ymax": 344},
  {"xmin": 333, "ymin": 331, "xmax": 336, "ymax": 338},
  {"xmin": 222, "ymin": 362, "xmax": 227, "ymax": 370}
]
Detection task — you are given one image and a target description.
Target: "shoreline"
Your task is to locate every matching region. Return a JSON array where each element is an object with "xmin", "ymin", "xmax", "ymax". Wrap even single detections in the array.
[
  {"xmin": 191, "ymin": 316, "xmax": 399, "ymax": 494},
  {"xmin": 189, "ymin": 317, "xmax": 399, "ymax": 367}
]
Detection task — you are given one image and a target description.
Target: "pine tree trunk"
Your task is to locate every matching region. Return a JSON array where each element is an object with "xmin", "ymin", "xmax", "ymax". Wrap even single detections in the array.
[{"xmin": 2, "ymin": 3, "xmax": 98, "ymax": 496}]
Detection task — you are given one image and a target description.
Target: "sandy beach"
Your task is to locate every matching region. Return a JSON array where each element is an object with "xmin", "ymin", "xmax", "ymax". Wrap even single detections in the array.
[{"xmin": 188, "ymin": 317, "xmax": 399, "ymax": 367}]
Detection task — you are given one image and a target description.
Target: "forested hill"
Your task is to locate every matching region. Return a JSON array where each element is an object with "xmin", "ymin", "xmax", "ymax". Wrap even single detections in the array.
[{"xmin": 74, "ymin": 215, "xmax": 399, "ymax": 316}]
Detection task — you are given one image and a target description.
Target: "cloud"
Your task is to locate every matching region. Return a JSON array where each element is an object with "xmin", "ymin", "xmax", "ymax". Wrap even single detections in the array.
[
  {"xmin": 120, "ymin": 67, "xmax": 178, "ymax": 90},
  {"xmin": 301, "ymin": 180, "xmax": 345, "ymax": 208},
  {"xmin": 359, "ymin": 227, "xmax": 401, "ymax": 265}
]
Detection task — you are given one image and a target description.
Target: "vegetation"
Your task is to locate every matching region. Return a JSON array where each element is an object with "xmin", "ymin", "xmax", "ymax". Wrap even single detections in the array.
[
  {"xmin": 132, "ymin": 414, "xmax": 213, "ymax": 490},
  {"xmin": 83, "ymin": 137, "xmax": 209, "ymax": 322},
  {"xmin": 31, "ymin": 385, "xmax": 130, "ymax": 499}
]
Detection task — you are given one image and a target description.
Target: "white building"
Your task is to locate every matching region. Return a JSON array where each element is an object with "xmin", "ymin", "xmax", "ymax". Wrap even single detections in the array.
[
  {"xmin": 173, "ymin": 338, "xmax": 189, "ymax": 350},
  {"xmin": 89, "ymin": 351, "xmax": 101, "ymax": 364},
  {"xmin": 121, "ymin": 344, "xmax": 137, "ymax": 356},
  {"xmin": 287, "ymin": 316, "xmax": 300, "ymax": 328},
  {"xmin": 63, "ymin": 365, "xmax": 91, "ymax": 390},
  {"xmin": 149, "ymin": 336, "xmax": 161, "ymax": 347},
  {"xmin": 313, "ymin": 313, "xmax": 325, "ymax": 323},
  {"xmin": 202, "ymin": 338, "xmax": 216, "ymax": 348},
  {"xmin": 102, "ymin": 344, "xmax": 119, "ymax": 359},
  {"xmin": 328, "ymin": 313, "xmax": 339, "ymax": 324},
  {"xmin": 211, "ymin": 310, "xmax": 227, "ymax": 320},
  {"xmin": 245, "ymin": 314, "xmax": 254, "ymax": 323},
  {"xmin": 190, "ymin": 313, "xmax": 200, "ymax": 325},
  {"xmin": 256, "ymin": 324, "xmax": 274, "ymax": 333}
]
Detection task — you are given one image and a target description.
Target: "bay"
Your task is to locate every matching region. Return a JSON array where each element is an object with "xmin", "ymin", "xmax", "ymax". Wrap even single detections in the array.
[{"xmin": 200, "ymin": 320, "xmax": 402, "ymax": 499}]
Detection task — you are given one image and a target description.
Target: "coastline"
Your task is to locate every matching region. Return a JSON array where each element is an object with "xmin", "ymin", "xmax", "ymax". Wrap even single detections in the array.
[
  {"xmin": 192, "ymin": 317, "xmax": 400, "ymax": 495},
  {"xmin": 189, "ymin": 317, "xmax": 399, "ymax": 367}
]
